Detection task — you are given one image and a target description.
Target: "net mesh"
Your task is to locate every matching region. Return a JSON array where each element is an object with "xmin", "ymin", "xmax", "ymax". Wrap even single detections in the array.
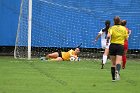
[{"xmin": 14, "ymin": 0, "xmax": 140, "ymax": 60}]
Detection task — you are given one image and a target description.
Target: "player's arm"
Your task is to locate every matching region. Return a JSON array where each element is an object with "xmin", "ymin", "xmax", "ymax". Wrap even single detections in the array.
[
  {"xmin": 124, "ymin": 29, "xmax": 129, "ymax": 41},
  {"xmin": 128, "ymin": 29, "xmax": 131, "ymax": 36},
  {"xmin": 69, "ymin": 49, "xmax": 77, "ymax": 58},
  {"xmin": 94, "ymin": 29, "xmax": 103, "ymax": 42},
  {"xmin": 69, "ymin": 49, "xmax": 74, "ymax": 56},
  {"xmin": 106, "ymin": 28, "xmax": 112, "ymax": 45},
  {"xmin": 95, "ymin": 33, "xmax": 101, "ymax": 42}
]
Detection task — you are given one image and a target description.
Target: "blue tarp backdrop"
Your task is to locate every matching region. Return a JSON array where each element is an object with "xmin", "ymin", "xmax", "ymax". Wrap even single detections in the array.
[
  {"xmin": 0, "ymin": 0, "xmax": 20, "ymax": 46},
  {"xmin": 0, "ymin": 0, "xmax": 140, "ymax": 49}
]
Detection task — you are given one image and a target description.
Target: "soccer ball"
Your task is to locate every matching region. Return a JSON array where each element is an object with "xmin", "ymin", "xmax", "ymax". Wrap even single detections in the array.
[
  {"xmin": 70, "ymin": 57, "xmax": 80, "ymax": 61},
  {"xmin": 70, "ymin": 56, "xmax": 76, "ymax": 61}
]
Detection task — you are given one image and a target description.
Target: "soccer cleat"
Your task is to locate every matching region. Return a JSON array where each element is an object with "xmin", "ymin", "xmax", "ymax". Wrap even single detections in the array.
[
  {"xmin": 122, "ymin": 66, "xmax": 125, "ymax": 69},
  {"xmin": 112, "ymin": 75, "xmax": 116, "ymax": 82},
  {"xmin": 115, "ymin": 71, "xmax": 120, "ymax": 80},
  {"xmin": 101, "ymin": 64, "xmax": 104, "ymax": 69},
  {"xmin": 112, "ymin": 76, "xmax": 116, "ymax": 82},
  {"xmin": 40, "ymin": 57, "xmax": 46, "ymax": 61},
  {"xmin": 101, "ymin": 60, "xmax": 104, "ymax": 69},
  {"xmin": 112, "ymin": 79, "xmax": 116, "ymax": 82}
]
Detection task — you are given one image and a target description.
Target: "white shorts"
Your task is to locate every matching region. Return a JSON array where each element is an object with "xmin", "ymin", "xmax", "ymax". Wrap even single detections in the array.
[{"xmin": 101, "ymin": 40, "xmax": 110, "ymax": 49}]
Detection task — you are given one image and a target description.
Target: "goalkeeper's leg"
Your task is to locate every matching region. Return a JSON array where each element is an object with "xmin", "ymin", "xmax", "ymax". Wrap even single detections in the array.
[
  {"xmin": 46, "ymin": 52, "xmax": 59, "ymax": 59},
  {"xmin": 41, "ymin": 52, "xmax": 59, "ymax": 60},
  {"xmin": 50, "ymin": 57, "xmax": 63, "ymax": 61}
]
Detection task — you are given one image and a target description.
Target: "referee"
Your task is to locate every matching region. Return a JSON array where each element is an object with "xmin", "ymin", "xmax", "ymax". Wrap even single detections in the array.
[{"xmin": 106, "ymin": 16, "xmax": 128, "ymax": 81}]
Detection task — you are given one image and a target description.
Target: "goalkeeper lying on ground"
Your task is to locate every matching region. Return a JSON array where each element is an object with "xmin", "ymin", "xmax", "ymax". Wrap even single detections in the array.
[{"xmin": 40, "ymin": 48, "xmax": 80, "ymax": 61}]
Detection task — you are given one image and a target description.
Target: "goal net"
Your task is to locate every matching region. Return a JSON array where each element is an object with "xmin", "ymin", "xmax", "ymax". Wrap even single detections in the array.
[
  {"xmin": 14, "ymin": 0, "xmax": 140, "ymax": 60},
  {"xmin": 14, "ymin": 0, "xmax": 102, "ymax": 60}
]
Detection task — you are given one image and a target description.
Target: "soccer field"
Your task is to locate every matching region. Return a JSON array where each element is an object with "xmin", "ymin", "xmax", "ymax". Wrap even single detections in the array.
[{"xmin": 0, "ymin": 56, "xmax": 140, "ymax": 93}]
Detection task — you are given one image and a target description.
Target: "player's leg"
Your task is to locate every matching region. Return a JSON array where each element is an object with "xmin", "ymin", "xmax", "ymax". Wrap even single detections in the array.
[
  {"xmin": 116, "ymin": 55, "xmax": 122, "ymax": 73},
  {"xmin": 122, "ymin": 45, "xmax": 128, "ymax": 69},
  {"xmin": 101, "ymin": 42, "xmax": 109, "ymax": 69},
  {"xmin": 48, "ymin": 51, "xmax": 63, "ymax": 61},
  {"xmin": 103, "ymin": 48, "xmax": 109, "ymax": 63},
  {"xmin": 40, "ymin": 52, "xmax": 59, "ymax": 61},
  {"xmin": 101, "ymin": 41, "xmax": 107, "ymax": 69},
  {"xmin": 101, "ymin": 48, "xmax": 109, "ymax": 69},
  {"xmin": 47, "ymin": 52, "xmax": 59, "ymax": 59},
  {"xmin": 109, "ymin": 44, "xmax": 116, "ymax": 81},
  {"xmin": 50, "ymin": 57, "xmax": 63, "ymax": 61},
  {"xmin": 110, "ymin": 55, "xmax": 116, "ymax": 81},
  {"xmin": 115, "ymin": 45, "xmax": 124, "ymax": 80},
  {"xmin": 122, "ymin": 50, "xmax": 127, "ymax": 69},
  {"xmin": 115, "ymin": 55, "xmax": 122, "ymax": 80}
]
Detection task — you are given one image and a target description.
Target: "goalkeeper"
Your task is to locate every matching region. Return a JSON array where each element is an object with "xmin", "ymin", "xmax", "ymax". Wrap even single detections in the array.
[{"xmin": 40, "ymin": 48, "xmax": 80, "ymax": 61}]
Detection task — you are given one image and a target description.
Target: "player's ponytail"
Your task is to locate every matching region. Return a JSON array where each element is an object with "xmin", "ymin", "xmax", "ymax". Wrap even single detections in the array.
[{"xmin": 105, "ymin": 20, "xmax": 111, "ymax": 38}]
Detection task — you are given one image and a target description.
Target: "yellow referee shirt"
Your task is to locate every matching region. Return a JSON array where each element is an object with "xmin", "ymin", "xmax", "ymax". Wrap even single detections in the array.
[
  {"xmin": 109, "ymin": 25, "xmax": 128, "ymax": 45},
  {"xmin": 62, "ymin": 50, "xmax": 77, "ymax": 61}
]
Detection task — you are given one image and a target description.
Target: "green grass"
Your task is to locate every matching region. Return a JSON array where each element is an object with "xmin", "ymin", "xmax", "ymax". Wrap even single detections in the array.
[{"xmin": 0, "ymin": 56, "xmax": 140, "ymax": 93}]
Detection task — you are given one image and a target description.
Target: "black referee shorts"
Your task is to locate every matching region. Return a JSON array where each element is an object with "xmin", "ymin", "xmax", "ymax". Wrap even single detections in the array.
[{"xmin": 109, "ymin": 43, "xmax": 124, "ymax": 56}]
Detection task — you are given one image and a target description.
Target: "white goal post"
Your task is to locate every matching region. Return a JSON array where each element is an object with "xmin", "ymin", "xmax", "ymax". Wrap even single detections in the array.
[
  {"xmin": 28, "ymin": 0, "xmax": 32, "ymax": 60},
  {"xmin": 14, "ymin": 0, "xmax": 32, "ymax": 60}
]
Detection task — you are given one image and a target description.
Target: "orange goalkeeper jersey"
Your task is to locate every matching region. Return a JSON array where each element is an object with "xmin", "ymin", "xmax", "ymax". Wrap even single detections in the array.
[{"xmin": 62, "ymin": 49, "xmax": 77, "ymax": 61}]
